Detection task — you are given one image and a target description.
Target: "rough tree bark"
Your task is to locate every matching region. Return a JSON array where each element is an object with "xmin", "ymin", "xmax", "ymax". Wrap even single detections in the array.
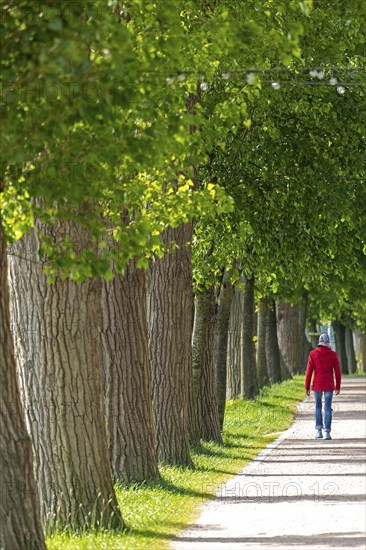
[
  {"xmin": 256, "ymin": 297, "xmax": 269, "ymax": 389},
  {"xmin": 345, "ymin": 327, "xmax": 357, "ymax": 375},
  {"xmin": 276, "ymin": 301, "xmax": 303, "ymax": 375},
  {"xmin": 265, "ymin": 300, "xmax": 282, "ymax": 384},
  {"xmin": 0, "ymin": 216, "xmax": 46, "ymax": 550},
  {"xmin": 8, "ymin": 224, "xmax": 122, "ymax": 531},
  {"xmin": 189, "ymin": 293, "xmax": 202, "ymax": 448},
  {"xmin": 240, "ymin": 277, "xmax": 259, "ymax": 399},
  {"xmin": 214, "ymin": 270, "xmax": 234, "ymax": 430},
  {"xmin": 147, "ymin": 224, "xmax": 193, "ymax": 466},
  {"xmin": 333, "ymin": 320, "xmax": 348, "ymax": 375},
  {"xmin": 101, "ymin": 261, "xmax": 159, "ymax": 483},
  {"xmin": 190, "ymin": 287, "xmax": 222, "ymax": 445},
  {"xmin": 226, "ymin": 285, "xmax": 242, "ymax": 400}
]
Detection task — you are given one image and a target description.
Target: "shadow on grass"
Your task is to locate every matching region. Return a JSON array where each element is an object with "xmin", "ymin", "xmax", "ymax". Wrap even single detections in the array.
[
  {"xmin": 118, "ymin": 477, "xmax": 214, "ymax": 501},
  {"xmin": 190, "ymin": 438, "xmax": 276, "ymax": 468},
  {"xmin": 193, "ymin": 440, "xmax": 265, "ymax": 456},
  {"xmin": 222, "ymin": 433, "xmax": 272, "ymax": 446},
  {"xmin": 126, "ymin": 525, "xmax": 184, "ymax": 541},
  {"xmin": 259, "ymin": 394, "xmax": 302, "ymax": 403},
  {"xmin": 193, "ymin": 466, "xmax": 239, "ymax": 476},
  {"xmin": 258, "ymin": 400, "xmax": 299, "ymax": 411}
]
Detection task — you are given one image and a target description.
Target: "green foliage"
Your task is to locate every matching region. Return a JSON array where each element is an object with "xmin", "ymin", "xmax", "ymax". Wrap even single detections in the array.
[
  {"xmin": 1, "ymin": 0, "xmax": 363, "ymax": 310},
  {"xmin": 1, "ymin": 0, "xmax": 313, "ymax": 279},
  {"xmin": 192, "ymin": 0, "xmax": 366, "ymax": 321},
  {"xmin": 0, "ymin": 1, "xmax": 230, "ymax": 275}
]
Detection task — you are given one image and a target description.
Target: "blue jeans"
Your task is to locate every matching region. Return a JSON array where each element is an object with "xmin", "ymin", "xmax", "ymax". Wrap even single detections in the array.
[{"xmin": 313, "ymin": 391, "xmax": 334, "ymax": 432}]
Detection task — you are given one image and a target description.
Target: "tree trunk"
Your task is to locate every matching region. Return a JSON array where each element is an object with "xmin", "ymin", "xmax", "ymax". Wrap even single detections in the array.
[
  {"xmin": 265, "ymin": 300, "xmax": 282, "ymax": 384},
  {"xmin": 226, "ymin": 285, "xmax": 242, "ymax": 400},
  {"xmin": 240, "ymin": 277, "xmax": 259, "ymax": 400},
  {"xmin": 256, "ymin": 297, "xmax": 269, "ymax": 389},
  {"xmin": 0, "ymin": 217, "xmax": 46, "ymax": 550},
  {"xmin": 189, "ymin": 291, "xmax": 202, "ymax": 448},
  {"xmin": 354, "ymin": 330, "xmax": 366, "ymax": 373},
  {"xmin": 308, "ymin": 319, "xmax": 319, "ymax": 349},
  {"xmin": 333, "ymin": 320, "xmax": 348, "ymax": 375},
  {"xmin": 276, "ymin": 301, "xmax": 303, "ymax": 375},
  {"xmin": 299, "ymin": 297, "xmax": 312, "ymax": 374},
  {"xmin": 147, "ymin": 224, "xmax": 193, "ymax": 466},
  {"xmin": 361, "ymin": 333, "xmax": 366, "ymax": 373},
  {"xmin": 8, "ymin": 224, "xmax": 122, "ymax": 532},
  {"xmin": 345, "ymin": 327, "xmax": 357, "ymax": 375},
  {"xmin": 190, "ymin": 287, "xmax": 222, "ymax": 444},
  {"xmin": 101, "ymin": 262, "xmax": 159, "ymax": 483},
  {"xmin": 214, "ymin": 270, "xmax": 234, "ymax": 430}
]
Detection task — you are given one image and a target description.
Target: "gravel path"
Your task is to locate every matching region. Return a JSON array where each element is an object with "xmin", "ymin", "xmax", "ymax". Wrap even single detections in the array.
[{"xmin": 173, "ymin": 377, "xmax": 366, "ymax": 550}]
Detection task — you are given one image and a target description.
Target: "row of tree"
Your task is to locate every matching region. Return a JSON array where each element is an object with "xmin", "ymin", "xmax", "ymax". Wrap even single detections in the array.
[{"xmin": 1, "ymin": 1, "xmax": 365, "ymax": 548}]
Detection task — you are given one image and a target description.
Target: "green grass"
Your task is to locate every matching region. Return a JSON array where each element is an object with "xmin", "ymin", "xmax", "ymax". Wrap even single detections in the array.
[{"xmin": 47, "ymin": 375, "xmax": 305, "ymax": 550}]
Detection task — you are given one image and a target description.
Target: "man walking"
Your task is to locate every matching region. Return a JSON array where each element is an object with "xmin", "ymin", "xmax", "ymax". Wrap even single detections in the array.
[{"xmin": 305, "ymin": 332, "xmax": 342, "ymax": 440}]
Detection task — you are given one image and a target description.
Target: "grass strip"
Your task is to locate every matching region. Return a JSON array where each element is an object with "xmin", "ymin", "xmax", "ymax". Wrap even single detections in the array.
[{"xmin": 47, "ymin": 375, "xmax": 306, "ymax": 549}]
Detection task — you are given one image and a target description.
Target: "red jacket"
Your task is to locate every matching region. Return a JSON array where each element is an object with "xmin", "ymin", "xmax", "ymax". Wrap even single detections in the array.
[{"xmin": 305, "ymin": 346, "xmax": 341, "ymax": 392}]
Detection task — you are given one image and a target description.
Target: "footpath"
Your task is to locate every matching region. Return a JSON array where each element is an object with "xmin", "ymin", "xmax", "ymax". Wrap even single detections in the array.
[{"xmin": 173, "ymin": 377, "xmax": 366, "ymax": 550}]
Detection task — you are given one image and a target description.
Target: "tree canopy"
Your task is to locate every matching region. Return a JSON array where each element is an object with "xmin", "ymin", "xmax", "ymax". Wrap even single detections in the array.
[{"xmin": 1, "ymin": 0, "xmax": 365, "ymax": 318}]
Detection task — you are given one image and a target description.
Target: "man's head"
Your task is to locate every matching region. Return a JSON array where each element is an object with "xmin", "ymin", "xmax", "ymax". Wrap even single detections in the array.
[{"xmin": 318, "ymin": 333, "xmax": 330, "ymax": 346}]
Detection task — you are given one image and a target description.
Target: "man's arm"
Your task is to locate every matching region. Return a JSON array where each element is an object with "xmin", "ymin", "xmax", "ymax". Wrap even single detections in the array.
[
  {"xmin": 334, "ymin": 353, "xmax": 341, "ymax": 395},
  {"xmin": 305, "ymin": 353, "xmax": 314, "ymax": 396}
]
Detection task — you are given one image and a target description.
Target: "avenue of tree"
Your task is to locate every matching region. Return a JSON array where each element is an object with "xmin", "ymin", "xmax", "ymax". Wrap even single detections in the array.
[{"xmin": 1, "ymin": 1, "xmax": 365, "ymax": 548}]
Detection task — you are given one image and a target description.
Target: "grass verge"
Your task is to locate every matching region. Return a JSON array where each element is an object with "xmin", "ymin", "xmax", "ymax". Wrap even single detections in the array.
[{"xmin": 47, "ymin": 375, "xmax": 305, "ymax": 550}]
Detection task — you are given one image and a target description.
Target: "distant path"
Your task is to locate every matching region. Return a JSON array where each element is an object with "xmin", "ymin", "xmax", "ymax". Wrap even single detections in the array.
[{"xmin": 173, "ymin": 378, "xmax": 366, "ymax": 550}]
